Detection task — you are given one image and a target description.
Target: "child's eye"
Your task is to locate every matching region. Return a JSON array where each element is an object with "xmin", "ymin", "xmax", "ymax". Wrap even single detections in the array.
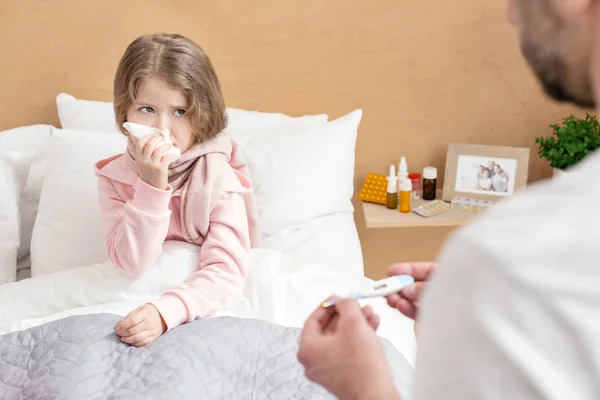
[
  {"xmin": 173, "ymin": 109, "xmax": 186, "ymax": 117},
  {"xmin": 140, "ymin": 106, "xmax": 154, "ymax": 114}
]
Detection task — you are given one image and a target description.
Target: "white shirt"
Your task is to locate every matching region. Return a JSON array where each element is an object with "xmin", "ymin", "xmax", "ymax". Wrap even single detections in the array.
[
  {"xmin": 479, "ymin": 177, "xmax": 492, "ymax": 190},
  {"xmin": 413, "ymin": 151, "xmax": 600, "ymax": 399}
]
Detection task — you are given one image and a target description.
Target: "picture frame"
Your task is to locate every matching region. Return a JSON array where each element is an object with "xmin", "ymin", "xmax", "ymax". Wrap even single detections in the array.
[{"xmin": 442, "ymin": 143, "xmax": 530, "ymax": 202}]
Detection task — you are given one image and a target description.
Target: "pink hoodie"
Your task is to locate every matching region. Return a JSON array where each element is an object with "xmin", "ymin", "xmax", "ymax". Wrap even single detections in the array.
[{"xmin": 95, "ymin": 135, "xmax": 258, "ymax": 331}]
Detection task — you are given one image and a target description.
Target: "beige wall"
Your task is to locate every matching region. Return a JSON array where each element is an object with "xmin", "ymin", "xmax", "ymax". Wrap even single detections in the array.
[{"xmin": 0, "ymin": 1, "xmax": 581, "ymax": 279}]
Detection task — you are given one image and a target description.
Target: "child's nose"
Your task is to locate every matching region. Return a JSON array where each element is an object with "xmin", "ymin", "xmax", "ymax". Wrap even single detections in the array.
[{"xmin": 156, "ymin": 114, "xmax": 170, "ymax": 133}]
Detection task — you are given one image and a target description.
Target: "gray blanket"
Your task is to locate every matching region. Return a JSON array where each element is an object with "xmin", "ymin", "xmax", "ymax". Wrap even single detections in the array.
[{"xmin": 0, "ymin": 314, "xmax": 413, "ymax": 399}]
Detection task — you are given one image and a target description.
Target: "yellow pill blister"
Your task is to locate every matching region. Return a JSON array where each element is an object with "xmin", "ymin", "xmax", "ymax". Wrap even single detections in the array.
[
  {"xmin": 358, "ymin": 173, "xmax": 388, "ymax": 205},
  {"xmin": 412, "ymin": 200, "xmax": 451, "ymax": 218}
]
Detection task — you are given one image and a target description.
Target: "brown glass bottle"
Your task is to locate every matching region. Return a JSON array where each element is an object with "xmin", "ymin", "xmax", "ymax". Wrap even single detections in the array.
[
  {"xmin": 422, "ymin": 167, "xmax": 437, "ymax": 201},
  {"xmin": 386, "ymin": 192, "xmax": 398, "ymax": 209}
]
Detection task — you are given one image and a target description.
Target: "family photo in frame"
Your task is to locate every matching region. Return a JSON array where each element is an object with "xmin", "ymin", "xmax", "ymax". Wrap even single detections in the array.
[{"xmin": 442, "ymin": 143, "xmax": 530, "ymax": 202}]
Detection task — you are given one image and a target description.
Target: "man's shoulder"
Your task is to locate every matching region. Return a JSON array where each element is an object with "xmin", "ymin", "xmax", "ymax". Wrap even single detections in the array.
[{"xmin": 447, "ymin": 153, "xmax": 600, "ymax": 266}]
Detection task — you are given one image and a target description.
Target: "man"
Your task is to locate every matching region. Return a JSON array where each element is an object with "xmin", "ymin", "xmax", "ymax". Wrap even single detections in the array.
[
  {"xmin": 488, "ymin": 161, "xmax": 496, "ymax": 176},
  {"xmin": 298, "ymin": 1, "xmax": 600, "ymax": 398}
]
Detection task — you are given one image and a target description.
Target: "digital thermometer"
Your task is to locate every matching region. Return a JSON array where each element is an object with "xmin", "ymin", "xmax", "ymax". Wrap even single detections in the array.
[{"xmin": 321, "ymin": 275, "xmax": 415, "ymax": 308}]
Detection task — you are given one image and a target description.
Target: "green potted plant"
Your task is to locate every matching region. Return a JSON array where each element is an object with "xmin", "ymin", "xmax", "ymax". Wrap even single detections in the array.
[{"xmin": 536, "ymin": 113, "xmax": 600, "ymax": 175}]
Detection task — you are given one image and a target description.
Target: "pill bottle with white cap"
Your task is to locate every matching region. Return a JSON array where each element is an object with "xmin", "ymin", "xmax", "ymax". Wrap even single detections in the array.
[
  {"xmin": 386, "ymin": 165, "xmax": 399, "ymax": 210},
  {"xmin": 399, "ymin": 178, "xmax": 412, "ymax": 213},
  {"xmin": 422, "ymin": 167, "xmax": 437, "ymax": 201}
]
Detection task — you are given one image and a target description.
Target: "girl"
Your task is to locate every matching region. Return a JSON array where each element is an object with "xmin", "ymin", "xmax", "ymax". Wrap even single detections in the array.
[
  {"xmin": 95, "ymin": 33, "xmax": 260, "ymax": 346},
  {"xmin": 478, "ymin": 168, "xmax": 492, "ymax": 191}
]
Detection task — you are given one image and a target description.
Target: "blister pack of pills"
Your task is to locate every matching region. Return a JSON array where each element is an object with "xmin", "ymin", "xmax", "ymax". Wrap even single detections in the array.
[
  {"xmin": 358, "ymin": 173, "xmax": 388, "ymax": 205},
  {"xmin": 412, "ymin": 200, "xmax": 451, "ymax": 218}
]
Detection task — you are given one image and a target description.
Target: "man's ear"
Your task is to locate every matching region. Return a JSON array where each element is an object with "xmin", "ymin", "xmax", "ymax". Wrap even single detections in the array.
[{"xmin": 552, "ymin": 0, "xmax": 592, "ymax": 20}]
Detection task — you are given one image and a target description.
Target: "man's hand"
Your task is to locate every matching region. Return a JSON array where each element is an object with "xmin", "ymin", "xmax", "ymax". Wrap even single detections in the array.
[
  {"xmin": 386, "ymin": 262, "xmax": 437, "ymax": 320},
  {"xmin": 116, "ymin": 304, "xmax": 167, "ymax": 347},
  {"xmin": 298, "ymin": 298, "xmax": 399, "ymax": 400}
]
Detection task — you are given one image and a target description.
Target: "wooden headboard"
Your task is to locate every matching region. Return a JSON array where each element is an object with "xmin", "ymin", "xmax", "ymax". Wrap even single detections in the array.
[{"xmin": 0, "ymin": 0, "xmax": 580, "ymax": 278}]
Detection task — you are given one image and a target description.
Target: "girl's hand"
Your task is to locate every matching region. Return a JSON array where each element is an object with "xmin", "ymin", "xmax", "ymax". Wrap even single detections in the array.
[
  {"xmin": 116, "ymin": 304, "xmax": 167, "ymax": 347},
  {"xmin": 132, "ymin": 134, "xmax": 173, "ymax": 190}
]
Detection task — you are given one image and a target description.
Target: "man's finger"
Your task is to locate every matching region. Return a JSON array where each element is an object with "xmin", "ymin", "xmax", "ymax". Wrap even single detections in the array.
[
  {"xmin": 334, "ymin": 298, "xmax": 365, "ymax": 325},
  {"xmin": 400, "ymin": 282, "xmax": 427, "ymax": 302},
  {"xmin": 302, "ymin": 297, "xmax": 339, "ymax": 336},
  {"xmin": 324, "ymin": 314, "xmax": 340, "ymax": 334},
  {"xmin": 361, "ymin": 305, "xmax": 374, "ymax": 320},
  {"xmin": 385, "ymin": 293, "xmax": 401, "ymax": 305},
  {"xmin": 325, "ymin": 298, "xmax": 371, "ymax": 333},
  {"xmin": 388, "ymin": 262, "xmax": 437, "ymax": 281},
  {"xmin": 387, "ymin": 296, "xmax": 418, "ymax": 320},
  {"xmin": 367, "ymin": 313, "xmax": 380, "ymax": 331}
]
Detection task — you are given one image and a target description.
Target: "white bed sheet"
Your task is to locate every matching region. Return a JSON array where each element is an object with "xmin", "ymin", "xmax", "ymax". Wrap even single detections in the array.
[
  {"xmin": 0, "ymin": 244, "xmax": 416, "ymax": 366},
  {"xmin": 261, "ymin": 213, "xmax": 364, "ymax": 276}
]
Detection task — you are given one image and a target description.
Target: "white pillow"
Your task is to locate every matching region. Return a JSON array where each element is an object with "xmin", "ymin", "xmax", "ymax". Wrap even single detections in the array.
[
  {"xmin": 56, "ymin": 93, "xmax": 328, "ymax": 134},
  {"xmin": 56, "ymin": 93, "xmax": 118, "ymax": 133},
  {"xmin": 0, "ymin": 125, "xmax": 53, "ymax": 272},
  {"xmin": 30, "ymin": 130, "xmax": 127, "ymax": 276},
  {"xmin": 227, "ymin": 109, "xmax": 362, "ymax": 237},
  {"xmin": 0, "ymin": 156, "xmax": 20, "ymax": 284},
  {"xmin": 225, "ymin": 107, "xmax": 328, "ymax": 137}
]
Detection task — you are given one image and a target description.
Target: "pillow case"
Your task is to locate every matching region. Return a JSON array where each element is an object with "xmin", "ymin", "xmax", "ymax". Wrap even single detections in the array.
[
  {"xmin": 56, "ymin": 93, "xmax": 118, "ymax": 133},
  {"xmin": 227, "ymin": 109, "xmax": 362, "ymax": 237},
  {"xmin": 56, "ymin": 93, "xmax": 328, "ymax": 135},
  {"xmin": 0, "ymin": 156, "xmax": 20, "ymax": 284},
  {"xmin": 0, "ymin": 125, "xmax": 53, "ymax": 273},
  {"xmin": 30, "ymin": 130, "xmax": 127, "ymax": 276}
]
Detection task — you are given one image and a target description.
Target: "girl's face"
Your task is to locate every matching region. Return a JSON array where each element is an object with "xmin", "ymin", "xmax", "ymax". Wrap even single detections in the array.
[
  {"xmin": 127, "ymin": 75, "xmax": 193, "ymax": 152},
  {"xmin": 494, "ymin": 165, "xmax": 501, "ymax": 174},
  {"xmin": 483, "ymin": 170, "xmax": 490, "ymax": 178}
]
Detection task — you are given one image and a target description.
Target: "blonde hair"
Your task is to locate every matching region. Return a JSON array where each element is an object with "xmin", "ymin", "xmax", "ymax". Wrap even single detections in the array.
[{"xmin": 114, "ymin": 33, "xmax": 227, "ymax": 146}]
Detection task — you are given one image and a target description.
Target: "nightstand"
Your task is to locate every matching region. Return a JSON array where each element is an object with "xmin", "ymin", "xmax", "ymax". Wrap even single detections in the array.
[{"xmin": 362, "ymin": 190, "xmax": 473, "ymax": 228}]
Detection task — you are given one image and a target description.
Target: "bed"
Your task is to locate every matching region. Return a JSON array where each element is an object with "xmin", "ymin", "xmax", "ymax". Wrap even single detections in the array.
[{"xmin": 0, "ymin": 94, "xmax": 416, "ymax": 398}]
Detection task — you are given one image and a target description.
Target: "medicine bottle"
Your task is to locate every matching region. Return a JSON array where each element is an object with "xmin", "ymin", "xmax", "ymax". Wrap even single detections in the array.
[
  {"xmin": 408, "ymin": 173, "xmax": 421, "ymax": 200},
  {"xmin": 386, "ymin": 165, "xmax": 398, "ymax": 210},
  {"xmin": 399, "ymin": 179, "xmax": 412, "ymax": 214},
  {"xmin": 422, "ymin": 167, "xmax": 437, "ymax": 201}
]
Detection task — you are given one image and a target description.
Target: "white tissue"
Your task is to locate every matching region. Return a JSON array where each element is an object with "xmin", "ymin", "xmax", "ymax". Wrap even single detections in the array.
[{"xmin": 123, "ymin": 122, "xmax": 182, "ymax": 160}]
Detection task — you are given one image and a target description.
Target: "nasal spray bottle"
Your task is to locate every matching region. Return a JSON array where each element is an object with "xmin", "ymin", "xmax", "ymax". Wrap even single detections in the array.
[
  {"xmin": 398, "ymin": 157, "xmax": 412, "ymax": 213},
  {"xmin": 386, "ymin": 165, "xmax": 399, "ymax": 210},
  {"xmin": 397, "ymin": 157, "xmax": 409, "ymax": 183}
]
